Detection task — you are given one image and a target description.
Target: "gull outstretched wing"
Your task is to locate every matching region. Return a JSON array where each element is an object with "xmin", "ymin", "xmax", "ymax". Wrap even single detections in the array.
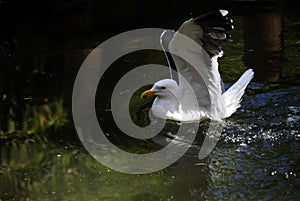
[{"xmin": 167, "ymin": 10, "xmax": 233, "ymax": 120}]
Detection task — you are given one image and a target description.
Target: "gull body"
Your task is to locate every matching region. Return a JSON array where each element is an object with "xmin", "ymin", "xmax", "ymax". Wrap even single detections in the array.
[{"xmin": 141, "ymin": 10, "xmax": 254, "ymax": 122}]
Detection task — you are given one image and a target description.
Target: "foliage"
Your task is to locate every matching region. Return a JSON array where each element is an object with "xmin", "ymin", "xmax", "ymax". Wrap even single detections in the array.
[{"xmin": 0, "ymin": 99, "xmax": 68, "ymax": 138}]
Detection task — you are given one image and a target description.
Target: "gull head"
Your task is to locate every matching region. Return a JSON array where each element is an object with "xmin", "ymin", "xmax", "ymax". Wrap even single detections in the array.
[{"xmin": 141, "ymin": 79, "xmax": 179, "ymax": 99}]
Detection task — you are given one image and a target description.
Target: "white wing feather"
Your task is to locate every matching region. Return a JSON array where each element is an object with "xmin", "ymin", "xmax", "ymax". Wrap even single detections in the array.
[{"xmin": 168, "ymin": 18, "xmax": 225, "ymax": 120}]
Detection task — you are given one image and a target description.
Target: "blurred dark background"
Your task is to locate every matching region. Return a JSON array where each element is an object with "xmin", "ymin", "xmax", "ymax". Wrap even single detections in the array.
[{"xmin": 0, "ymin": 0, "xmax": 298, "ymax": 97}]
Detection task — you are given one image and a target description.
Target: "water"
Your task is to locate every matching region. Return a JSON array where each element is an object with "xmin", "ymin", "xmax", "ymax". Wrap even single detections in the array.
[
  {"xmin": 206, "ymin": 84, "xmax": 300, "ymax": 201},
  {"xmin": 1, "ymin": 1, "xmax": 300, "ymax": 201},
  {"xmin": 1, "ymin": 84, "xmax": 299, "ymax": 200}
]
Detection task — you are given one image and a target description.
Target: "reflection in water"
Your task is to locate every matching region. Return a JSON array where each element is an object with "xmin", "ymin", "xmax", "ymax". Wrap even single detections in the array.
[
  {"xmin": 0, "ymin": 139, "xmax": 173, "ymax": 201},
  {"xmin": 243, "ymin": 8, "xmax": 283, "ymax": 82}
]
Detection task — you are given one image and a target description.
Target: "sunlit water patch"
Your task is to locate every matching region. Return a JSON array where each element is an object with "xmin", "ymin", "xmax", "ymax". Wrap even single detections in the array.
[
  {"xmin": 223, "ymin": 84, "xmax": 300, "ymax": 143},
  {"xmin": 189, "ymin": 84, "xmax": 300, "ymax": 201},
  {"xmin": 156, "ymin": 84, "xmax": 300, "ymax": 201}
]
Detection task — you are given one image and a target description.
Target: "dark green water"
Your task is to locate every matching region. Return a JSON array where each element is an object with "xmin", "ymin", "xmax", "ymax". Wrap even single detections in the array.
[
  {"xmin": 1, "ymin": 1, "xmax": 300, "ymax": 200},
  {"xmin": 3, "ymin": 84, "xmax": 299, "ymax": 201}
]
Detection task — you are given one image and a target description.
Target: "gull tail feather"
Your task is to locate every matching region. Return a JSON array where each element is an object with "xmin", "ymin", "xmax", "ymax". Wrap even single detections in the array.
[{"xmin": 222, "ymin": 69, "xmax": 254, "ymax": 118}]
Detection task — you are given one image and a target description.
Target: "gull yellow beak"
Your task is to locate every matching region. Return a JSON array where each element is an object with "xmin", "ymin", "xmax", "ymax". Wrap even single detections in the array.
[{"xmin": 140, "ymin": 89, "xmax": 155, "ymax": 99}]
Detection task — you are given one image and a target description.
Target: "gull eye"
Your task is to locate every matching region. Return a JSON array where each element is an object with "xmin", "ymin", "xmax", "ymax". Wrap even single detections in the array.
[{"xmin": 159, "ymin": 86, "xmax": 166, "ymax": 90}]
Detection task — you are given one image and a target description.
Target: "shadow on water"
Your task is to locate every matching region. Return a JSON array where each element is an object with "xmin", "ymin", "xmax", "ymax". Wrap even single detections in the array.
[{"xmin": 1, "ymin": 0, "xmax": 300, "ymax": 200}]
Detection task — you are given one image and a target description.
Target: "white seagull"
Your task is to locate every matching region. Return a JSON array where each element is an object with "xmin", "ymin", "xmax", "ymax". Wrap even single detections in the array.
[{"xmin": 141, "ymin": 10, "xmax": 254, "ymax": 122}]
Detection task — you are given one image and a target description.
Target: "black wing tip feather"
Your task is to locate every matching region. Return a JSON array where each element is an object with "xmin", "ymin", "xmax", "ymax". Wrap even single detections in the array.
[{"xmin": 194, "ymin": 9, "xmax": 234, "ymax": 57}]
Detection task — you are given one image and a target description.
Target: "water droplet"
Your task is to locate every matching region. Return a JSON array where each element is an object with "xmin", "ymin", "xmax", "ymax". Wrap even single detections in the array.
[
  {"xmin": 240, "ymin": 142, "xmax": 247, "ymax": 147},
  {"xmin": 271, "ymin": 171, "xmax": 277, "ymax": 176},
  {"xmin": 285, "ymin": 172, "xmax": 289, "ymax": 178}
]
